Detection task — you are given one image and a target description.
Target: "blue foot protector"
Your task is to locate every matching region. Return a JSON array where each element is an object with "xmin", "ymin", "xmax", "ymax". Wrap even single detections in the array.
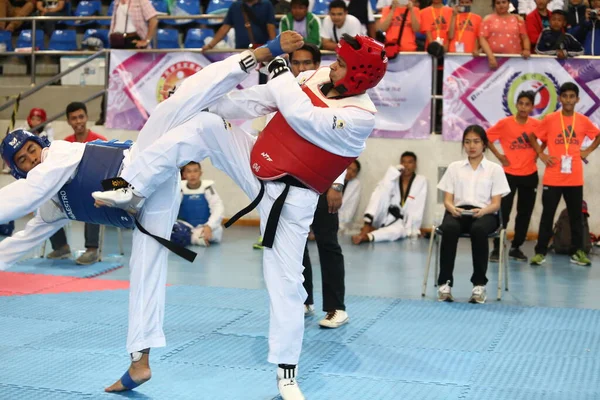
[{"xmin": 120, "ymin": 370, "xmax": 143, "ymax": 390}]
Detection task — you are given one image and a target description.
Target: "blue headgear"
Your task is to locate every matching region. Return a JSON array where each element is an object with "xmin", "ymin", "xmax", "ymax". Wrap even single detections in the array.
[
  {"xmin": 170, "ymin": 221, "xmax": 192, "ymax": 248},
  {"xmin": 0, "ymin": 129, "xmax": 50, "ymax": 179}
]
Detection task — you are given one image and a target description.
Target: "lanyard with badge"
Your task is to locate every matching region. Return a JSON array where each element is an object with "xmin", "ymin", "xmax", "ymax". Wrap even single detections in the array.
[
  {"xmin": 454, "ymin": 12, "xmax": 471, "ymax": 53},
  {"xmin": 431, "ymin": 7, "xmax": 444, "ymax": 45},
  {"xmin": 559, "ymin": 112, "xmax": 576, "ymax": 174}
]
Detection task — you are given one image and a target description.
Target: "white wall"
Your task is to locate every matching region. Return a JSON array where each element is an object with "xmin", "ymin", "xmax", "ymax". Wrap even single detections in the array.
[{"xmin": 2, "ymin": 120, "xmax": 600, "ymax": 234}]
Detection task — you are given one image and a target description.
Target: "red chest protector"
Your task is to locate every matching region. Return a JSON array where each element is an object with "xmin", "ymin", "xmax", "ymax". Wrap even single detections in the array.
[{"xmin": 250, "ymin": 86, "xmax": 356, "ymax": 194}]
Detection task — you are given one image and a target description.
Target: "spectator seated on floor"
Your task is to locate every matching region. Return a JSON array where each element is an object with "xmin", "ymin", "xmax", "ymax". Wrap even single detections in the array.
[
  {"xmin": 24, "ymin": 107, "xmax": 54, "ymax": 142},
  {"xmin": 172, "ymin": 162, "xmax": 224, "ymax": 247},
  {"xmin": 338, "ymin": 159, "xmax": 362, "ymax": 233},
  {"xmin": 535, "ymin": 9, "xmax": 583, "ymax": 57},
  {"xmin": 279, "ymin": 0, "xmax": 322, "ymax": 46},
  {"xmin": 352, "ymin": 151, "xmax": 427, "ymax": 244}
]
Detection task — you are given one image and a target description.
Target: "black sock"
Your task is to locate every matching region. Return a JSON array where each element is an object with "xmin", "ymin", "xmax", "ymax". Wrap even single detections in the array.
[{"xmin": 278, "ymin": 364, "xmax": 296, "ymax": 379}]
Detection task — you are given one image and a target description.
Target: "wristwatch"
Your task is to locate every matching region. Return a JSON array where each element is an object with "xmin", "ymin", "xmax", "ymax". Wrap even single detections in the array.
[{"xmin": 331, "ymin": 183, "xmax": 344, "ymax": 192}]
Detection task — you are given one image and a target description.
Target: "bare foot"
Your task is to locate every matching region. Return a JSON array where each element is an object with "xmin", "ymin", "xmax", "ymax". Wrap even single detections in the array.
[{"xmin": 105, "ymin": 354, "xmax": 152, "ymax": 392}]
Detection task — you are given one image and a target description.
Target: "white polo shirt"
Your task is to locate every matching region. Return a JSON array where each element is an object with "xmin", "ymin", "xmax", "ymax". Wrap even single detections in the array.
[
  {"xmin": 321, "ymin": 14, "xmax": 365, "ymax": 41},
  {"xmin": 437, "ymin": 157, "xmax": 510, "ymax": 208}
]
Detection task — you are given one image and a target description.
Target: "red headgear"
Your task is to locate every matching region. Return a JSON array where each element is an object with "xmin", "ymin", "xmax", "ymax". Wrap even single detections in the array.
[
  {"xmin": 27, "ymin": 108, "xmax": 47, "ymax": 129},
  {"xmin": 334, "ymin": 34, "xmax": 388, "ymax": 96}
]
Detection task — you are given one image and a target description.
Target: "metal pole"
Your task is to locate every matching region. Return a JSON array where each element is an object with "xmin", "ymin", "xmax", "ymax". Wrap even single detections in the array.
[
  {"xmin": 30, "ymin": 19, "xmax": 36, "ymax": 86},
  {"xmin": 430, "ymin": 55, "xmax": 438, "ymax": 135},
  {"xmin": 103, "ymin": 50, "xmax": 110, "ymax": 122}
]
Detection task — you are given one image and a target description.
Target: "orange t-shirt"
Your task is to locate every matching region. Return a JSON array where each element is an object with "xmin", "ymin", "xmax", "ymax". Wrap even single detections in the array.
[
  {"xmin": 537, "ymin": 111, "xmax": 600, "ymax": 186},
  {"xmin": 486, "ymin": 116, "xmax": 539, "ymax": 176},
  {"xmin": 449, "ymin": 12, "xmax": 482, "ymax": 53},
  {"xmin": 420, "ymin": 6, "xmax": 453, "ymax": 46},
  {"xmin": 381, "ymin": 6, "xmax": 420, "ymax": 52}
]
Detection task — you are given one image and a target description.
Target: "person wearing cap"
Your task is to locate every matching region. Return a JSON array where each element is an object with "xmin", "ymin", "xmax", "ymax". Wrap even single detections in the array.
[
  {"xmin": 535, "ymin": 8, "xmax": 584, "ymax": 57},
  {"xmin": 25, "ymin": 107, "xmax": 54, "ymax": 142},
  {"xmin": 0, "ymin": 36, "xmax": 306, "ymax": 399},
  {"xmin": 92, "ymin": 33, "xmax": 388, "ymax": 400}
]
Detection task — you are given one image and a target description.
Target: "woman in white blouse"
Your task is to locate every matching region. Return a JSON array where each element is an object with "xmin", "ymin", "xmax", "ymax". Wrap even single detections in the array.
[{"xmin": 436, "ymin": 125, "xmax": 510, "ymax": 304}]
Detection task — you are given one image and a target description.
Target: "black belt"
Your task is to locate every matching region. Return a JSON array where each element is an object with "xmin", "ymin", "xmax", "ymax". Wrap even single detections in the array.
[{"xmin": 225, "ymin": 176, "xmax": 308, "ymax": 248}]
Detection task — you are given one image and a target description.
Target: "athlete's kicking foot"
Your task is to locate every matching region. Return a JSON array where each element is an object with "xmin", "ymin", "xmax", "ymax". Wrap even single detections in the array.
[{"xmin": 105, "ymin": 352, "xmax": 152, "ymax": 392}]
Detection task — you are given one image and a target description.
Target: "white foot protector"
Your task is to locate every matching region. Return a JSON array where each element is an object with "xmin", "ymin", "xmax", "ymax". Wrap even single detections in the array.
[
  {"xmin": 277, "ymin": 366, "xmax": 305, "ymax": 400},
  {"xmin": 92, "ymin": 188, "xmax": 145, "ymax": 214}
]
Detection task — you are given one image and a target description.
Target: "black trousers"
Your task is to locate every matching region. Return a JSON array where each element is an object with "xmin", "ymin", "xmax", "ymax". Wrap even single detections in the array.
[
  {"xmin": 302, "ymin": 193, "xmax": 346, "ymax": 312},
  {"xmin": 494, "ymin": 172, "xmax": 539, "ymax": 250},
  {"xmin": 437, "ymin": 210, "xmax": 499, "ymax": 287},
  {"xmin": 535, "ymin": 185, "xmax": 583, "ymax": 255},
  {"xmin": 50, "ymin": 223, "xmax": 100, "ymax": 250}
]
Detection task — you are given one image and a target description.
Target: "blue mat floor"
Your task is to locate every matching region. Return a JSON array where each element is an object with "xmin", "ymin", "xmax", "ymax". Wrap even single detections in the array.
[{"xmin": 1, "ymin": 222, "xmax": 600, "ymax": 399}]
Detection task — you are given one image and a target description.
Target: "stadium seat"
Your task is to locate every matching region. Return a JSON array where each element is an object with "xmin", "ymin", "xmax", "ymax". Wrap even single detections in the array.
[
  {"xmin": 16, "ymin": 29, "xmax": 45, "ymax": 50},
  {"xmin": 82, "ymin": 28, "xmax": 110, "ymax": 49},
  {"xmin": 184, "ymin": 28, "xmax": 213, "ymax": 48},
  {"xmin": 312, "ymin": 0, "xmax": 329, "ymax": 15},
  {"xmin": 201, "ymin": 0, "xmax": 234, "ymax": 25},
  {"xmin": 156, "ymin": 28, "xmax": 180, "ymax": 48},
  {"xmin": 65, "ymin": 0, "xmax": 102, "ymax": 26},
  {"xmin": 151, "ymin": 0, "xmax": 169, "ymax": 14},
  {"xmin": 162, "ymin": 0, "xmax": 200, "ymax": 26},
  {"xmin": 48, "ymin": 29, "xmax": 78, "ymax": 50},
  {"xmin": 97, "ymin": 1, "xmax": 114, "ymax": 26},
  {"xmin": 0, "ymin": 30, "xmax": 13, "ymax": 52}
]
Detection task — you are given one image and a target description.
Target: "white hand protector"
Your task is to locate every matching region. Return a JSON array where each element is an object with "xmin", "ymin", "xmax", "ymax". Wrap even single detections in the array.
[
  {"xmin": 38, "ymin": 200, "xmax": 67, "ymax": 223},
  {"xmin": 191, "ymin": 226, "xmax": 208, "ymax": 247}
]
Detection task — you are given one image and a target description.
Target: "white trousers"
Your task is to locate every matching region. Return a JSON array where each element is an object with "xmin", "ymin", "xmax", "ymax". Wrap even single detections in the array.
[
  {"xmin": 371, "ymin": 218, "xmax": 408, "ymax": 243},
  {"xmin": 123, "ymin": 114, "xmax": 318, "ymax": 364},
  {"xmin": 123, "ymin": 54, "xmax": 253, "ymax": 354}
]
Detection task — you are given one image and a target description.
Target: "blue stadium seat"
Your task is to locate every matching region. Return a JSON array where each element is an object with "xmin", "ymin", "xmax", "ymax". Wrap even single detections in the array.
[
  {"xmin": 0, "ymin": 30, "xmax": 13, "ymax": 52},
  {"xmin": 48, "ymin": 29, "xmax": 78, "ymax": 50},
  {"xmin": 201, "ymin": 0, "xmax": 234, "ymax": 24},
  {"xmin": 312, "ymin": 0, "xmax": 329, "ymax": 15},
  {"xmin": 83, "ymin": 28, "xmax": 110, "ymax": 48},
  {"xmin": 16, "ymin": 29, "xmax": 45, "ymax": 50},
  {"xmin": 369, "ymin": 0, "xmax": 377, "ymax": 11},
  {"xmin": 184, "ymin": 28, "xmax": 213, "ymax": 48},
  {"xmin": 65, "ymin": 0, "xmax": 102, "ymax": 26},
  {"xmin": 156, "ymin": 28, "xmax": 179, "ymax": 48},
  {"xmin": 97, "ymin": 1, "xmax": 114, "ymax": 26},
  {"xmin": 152, "ymin": 0, "xmax": 169, "ymax": 14},
  {"xmin": 162, "ymin": 0, "xmax": 200, "ymax": 26}
]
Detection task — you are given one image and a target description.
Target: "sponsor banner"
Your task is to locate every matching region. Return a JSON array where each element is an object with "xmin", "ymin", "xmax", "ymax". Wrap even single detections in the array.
[
  {"xmin": 442, "ymin": 55, "xmax": 600, "ymax": 141},
  {"xmin": 108, "ymin": 51, "xmax": 432, "ymax": 139}
]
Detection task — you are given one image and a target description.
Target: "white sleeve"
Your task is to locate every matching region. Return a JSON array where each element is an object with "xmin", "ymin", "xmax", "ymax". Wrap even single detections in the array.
[
  {"xmin": 350, "ymin": 16, "xmax": 364, "ymax": 35},
  {"xmin": 334, "ymin": 170, "xmax": 347, "ymax": 185},
  {"xmin": 321, "ymin": 17, "xmax": 333, "ymax": 40},
  {"xmin": 405, "ymin": 178, "xmax": 427, "ymax": 229},
  {"xmin": 363, "ymin": 176, "xmax": 392, "ymax": 223},
  {"xmin": 208, "ymin": 83, "xmax": 278, "ymax": 120},
  {"xmin": 492, "ymin": 166, "xmax": 511, "ymax": 197},
  {"xmin": 0, "ymin": 145, "xmax": 81, "ymax": 224},
  {"xmin": 0, "ymin": 214, "xmax": 69, "ymax": 270},
  {"xmin": 156, "ymin": 52, "xmax": 255, "ymax": 130},
  {"xmin": 265, "ymin": 72, "xmax": 376, "ymax": 157},
  {"xmin": 204, "ymin": 186, "xmax": 224, "ymax": 231},
  {"xmin": 338, "ymin": 179, "xmax": 361, "ymax": 227},
  {"xmin": 436, "ymin": 165, "xmax": 455, "ymax": 194}
]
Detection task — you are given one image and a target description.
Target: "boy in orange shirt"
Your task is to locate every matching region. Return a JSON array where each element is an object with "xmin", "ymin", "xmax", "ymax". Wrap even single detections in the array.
[
  {"xmin": 420, "ymin": 0, "xmax": 453, "ymax": 49},
  {"xmin": 487, "ymin": 91, "xmax": 540, "ymax": 262},
  {"xmin": 448, "ymin": 0, "xmax": 482, "ymax": 54},
  {"xmin": 529, "ymin": 82, "xmax": 600, "ymax": 266}
]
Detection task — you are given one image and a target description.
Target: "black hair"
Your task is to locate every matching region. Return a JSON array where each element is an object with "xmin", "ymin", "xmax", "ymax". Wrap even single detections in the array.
[
  {"xmin": 559, "ymin": 82, "xmax": 579, "ymax": 96},
  {"xmin": 291, "ymin": 0, "xmax": 309, "ymax": 7},
  {"xmin": 352, "ymin": 159, "xmax": 361, "ymax": 174},
  {"xmin": 551, "ymin": 9, "xmax": 567, "ymax": 18},
  {"xmin": 183, "ymin": 161, "xmax": 201, "ymax": 170},
  {"xmin": 329, "ymin": 0, "xmax": 347, "ymax": 11},
  {"xmin": 290, "ymin": 43, "xmax": 322, "ymax": 64},
  {"xmin": 516, "ymin": 90, "xmax": 535, "ymax": 104},
  {"xmin": 66, "ymin": 102, "xmax": 87, "ymax": 117},
  {"xmin": 491, "ymin": 0, "xmax": 507, "ymax": 9},
  {"xmin": 400, "ymin": 151, "xmax": 417, "ymax": 162},
  {"xmin": 462, "ymin": 124, "xmax": 489, "ymax": 150}
]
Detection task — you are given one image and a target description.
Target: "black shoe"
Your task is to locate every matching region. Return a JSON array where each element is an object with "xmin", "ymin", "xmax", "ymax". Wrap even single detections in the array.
[
  {"xmin": 489, "ymin": 249, "xmax": 499, "ymax": 263},
  {"xmin": 509, "ymin": 247, "xmax": 528, "ymax": 262}
]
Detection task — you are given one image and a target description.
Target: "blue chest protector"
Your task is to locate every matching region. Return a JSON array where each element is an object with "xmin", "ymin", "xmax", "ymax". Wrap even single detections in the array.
[
  {"xmin": 178, "ymin": 193, "xmax": 210, "ymax": 227},
  {"xmin": 57, "ymin": 140, "xmax": 135, "ymax": 229}
]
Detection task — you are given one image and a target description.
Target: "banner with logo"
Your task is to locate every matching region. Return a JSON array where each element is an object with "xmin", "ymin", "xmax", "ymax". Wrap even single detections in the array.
[
  {"xmin": 107, "ymin": 51, "xmax": 432, "ymax": 139},
  {"xmin": 442, "ymin": 55, "xmax": 600, "ymax": 141}
]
